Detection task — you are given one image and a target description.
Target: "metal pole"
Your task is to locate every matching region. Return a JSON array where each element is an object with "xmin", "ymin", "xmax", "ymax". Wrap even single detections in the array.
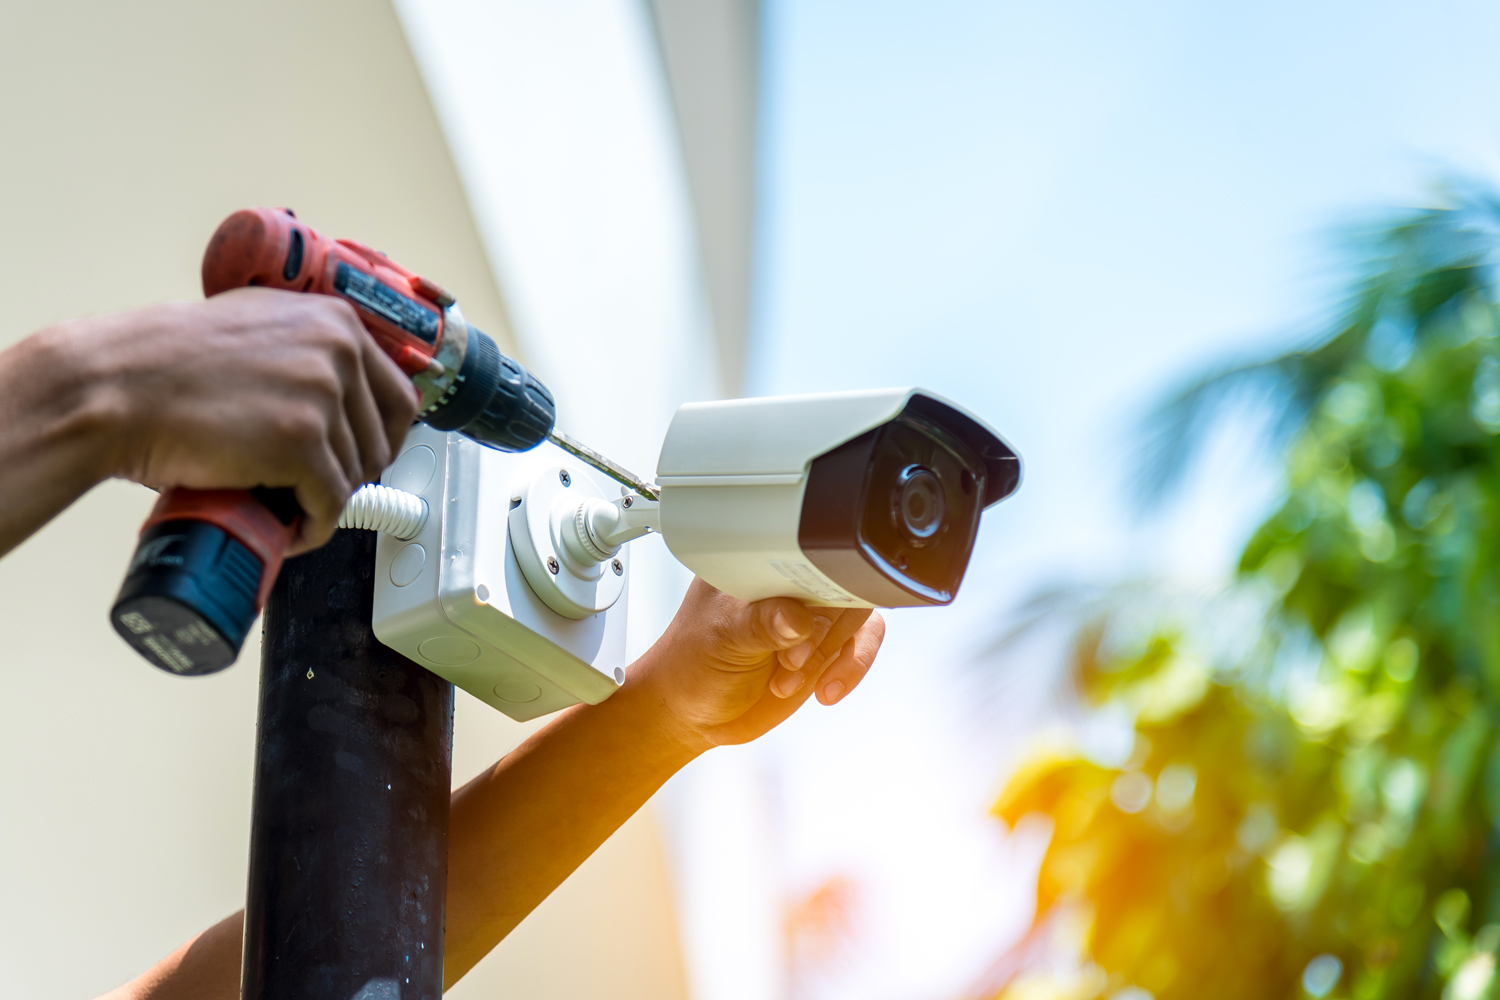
[{"xmin": 240, "ymin": 529, "xmax": 454, "ymax": 1000}]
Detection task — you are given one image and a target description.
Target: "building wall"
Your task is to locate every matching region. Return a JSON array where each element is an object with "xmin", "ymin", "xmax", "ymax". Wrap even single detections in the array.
[
  {"xmin": 0, "ymin": 2, "xmax": 688, "ymax": 997},
  {"xmin": 647, "ymin": 0, "xmax": 762, "ymax": 396}
]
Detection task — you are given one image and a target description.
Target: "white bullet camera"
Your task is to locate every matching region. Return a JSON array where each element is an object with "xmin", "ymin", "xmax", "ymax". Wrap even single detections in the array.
[
  {"xmin": 370, "ymin": 388, "xmax": 1020, "ymax": 721},
  {"xmin": 656, "ymin": 388, "xmax": 1020, "ymax": 607}
]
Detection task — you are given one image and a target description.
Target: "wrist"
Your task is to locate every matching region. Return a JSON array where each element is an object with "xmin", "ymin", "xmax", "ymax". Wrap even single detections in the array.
[
  {"xmin": 3, "ymin": 320, "xmax": 123, "ymax": 487},
  {"xmin": 605, "ymin": 658, "xmax": 716, "ymax": 762},
  {"xmin": 38, "ymin": 305, "xmax": 181, "ymax": 484}
]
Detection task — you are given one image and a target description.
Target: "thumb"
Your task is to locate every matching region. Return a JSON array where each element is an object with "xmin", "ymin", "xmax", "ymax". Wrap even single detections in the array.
[{"xmin": 731, "ymin": 597, "xmax": 816, "ymax": 660}]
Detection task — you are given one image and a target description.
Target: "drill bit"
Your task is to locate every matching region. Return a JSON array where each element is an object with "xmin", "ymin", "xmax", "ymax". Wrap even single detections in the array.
[{"xmin": 548, "ymin": 430, "xmax": 660, "ymax": 502}]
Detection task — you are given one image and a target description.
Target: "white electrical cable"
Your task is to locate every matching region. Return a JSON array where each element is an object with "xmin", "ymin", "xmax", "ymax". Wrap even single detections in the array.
[{"xmin": 338, "ymin": 484, "xmax": 428, "ymax": 540}]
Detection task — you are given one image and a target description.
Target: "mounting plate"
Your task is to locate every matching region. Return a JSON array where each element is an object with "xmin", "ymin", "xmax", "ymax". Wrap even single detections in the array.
[
  {"xmin": 370, "ymin": 425, "xmax": 628, "ymax": 722},
  {"xmin": 509, "ymin": 465, "xmax": 626, "ymax": 620}
]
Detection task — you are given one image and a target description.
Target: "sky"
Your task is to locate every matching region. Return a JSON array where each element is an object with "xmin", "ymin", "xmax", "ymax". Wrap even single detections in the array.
[{"xmin": 743, "ymin": 2, "xmax": 1500, "ymax": 997}]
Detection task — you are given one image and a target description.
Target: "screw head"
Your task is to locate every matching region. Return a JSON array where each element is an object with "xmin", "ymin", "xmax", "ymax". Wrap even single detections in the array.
[
  {"xmin": 611, "ymin": 558, "xmax": 624, "ymax": 576},
  {"xmin": 622, "ymin": 496, "xmax": 633, "ymax": 508},
  {"xmin": 559, "ymin": 469, "xmax": 571, "ymax": 487},
  {"xmin": 547, "ymin": 555, "xmax": 560, "ymax": 575}
]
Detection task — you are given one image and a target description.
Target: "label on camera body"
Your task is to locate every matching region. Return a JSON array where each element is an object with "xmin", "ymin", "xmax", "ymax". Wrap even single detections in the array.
[{"xmin": 771, "ymin": 560, "xmax": 859, "ymax": 604}]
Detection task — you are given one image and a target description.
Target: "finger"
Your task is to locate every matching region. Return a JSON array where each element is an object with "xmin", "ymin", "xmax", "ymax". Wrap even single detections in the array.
[
  {"xmin": 770, "ymin": 610, "xmax": 855, "ymax": 698},
  {"xmin": 744, "ymin": 598, "xmax": 816, "ymax": 655},
  {"xmin": 312, "ymin": 306, "xmax": 385, "ymax": 484},
  {"xmin": 342, "ymin": 347, "xmax": 394, "ymax": 483},
  {"xmin": 287, "ymin": 444, "xmax": 351, "ymax": 555},
  {"xmin": 770, "ymin": 663, "xmax": 808, "ymax": 699},
  {"xmin": 359, "ymin": 332, "xmax": 419, "ymax": 459},
  {"xmin": 775, "ymin": 639, "xmax": 852, "ymax": 702},
  {"xmin": 771, "ymin": 611, "xmax": 881, "ymax": 702},
  {"xmin": 327, "ymin": 407, "xmax": 363, "ymax": 493},
  {"xmin": 816, "ymin": 612, "xmax": 885, "ymax": 705},
  {"xmin": 776, "ymin": 609, "xmax": 838, "ymax": 672},
  {"xmin": 718, "ymin": 614, "xmax": 871, "ymax": 730},
  {"xmin": 814, "ymin": 609, "xmax": 871, "ymax": 664},
  {"xmin": 745, "ymin": 625, "xmax": 852, "ymax": 721},
  {"xmin": 779, "ymin": 607, "xmax": 866, "ymax": 673}
]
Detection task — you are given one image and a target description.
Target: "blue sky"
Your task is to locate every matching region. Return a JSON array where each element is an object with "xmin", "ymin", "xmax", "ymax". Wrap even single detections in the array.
[
  {"xmin": 746, "ymin": 3, "xmax": 1500, "ymax": 996},
  {"xmin": 755, "ymin": 0, "xmax": 1500, "ymax": 601}
]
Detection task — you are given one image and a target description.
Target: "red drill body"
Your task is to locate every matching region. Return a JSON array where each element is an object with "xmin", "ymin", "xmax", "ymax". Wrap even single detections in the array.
[
  {"xmin": 114, "ymin": 208, "xmax": 555, "ymax": 676},
  {"xmin": 203, "ymin": 207, "xmax": 454, "ymax": 377}
]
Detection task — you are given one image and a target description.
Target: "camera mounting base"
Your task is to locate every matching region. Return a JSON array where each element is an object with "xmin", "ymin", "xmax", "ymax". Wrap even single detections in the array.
[{"xmin": 509, "ymin": 464, "xmax": 627, "ymax": 620}]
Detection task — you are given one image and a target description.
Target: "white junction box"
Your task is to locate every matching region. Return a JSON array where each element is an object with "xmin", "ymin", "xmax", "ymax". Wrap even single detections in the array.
[{"xmin": 372, "ymin": 425, "xmax": 628, "ymax": 722}]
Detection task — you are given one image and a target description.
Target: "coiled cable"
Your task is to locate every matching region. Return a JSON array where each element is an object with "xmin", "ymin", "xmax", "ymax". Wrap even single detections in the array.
[{"xmin": 338, "ymin": 484, "xmax": 428, "ymax": 540}]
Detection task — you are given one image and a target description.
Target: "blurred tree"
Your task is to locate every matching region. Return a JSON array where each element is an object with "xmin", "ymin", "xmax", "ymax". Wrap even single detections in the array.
[{"xmin": 994, "ymin": 187, "xmax": 1500, "ymax": 1000}]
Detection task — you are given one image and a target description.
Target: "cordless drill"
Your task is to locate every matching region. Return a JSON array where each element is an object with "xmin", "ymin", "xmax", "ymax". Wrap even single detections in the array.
[{"xmin": 110, "ymin": 208, "xmax": 556, "ymax": 676}]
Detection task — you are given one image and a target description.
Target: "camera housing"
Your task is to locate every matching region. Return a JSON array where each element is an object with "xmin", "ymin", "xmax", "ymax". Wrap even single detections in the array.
[{"xmin": 656, "ymin": 388, "xmax": 1020, "ymax": 607}]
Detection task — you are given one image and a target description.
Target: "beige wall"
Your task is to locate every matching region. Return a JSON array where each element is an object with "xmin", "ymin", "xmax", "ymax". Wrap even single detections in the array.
[{"xmin": 0, "ymin": 2, "xmax": 685, "ymax": 997}]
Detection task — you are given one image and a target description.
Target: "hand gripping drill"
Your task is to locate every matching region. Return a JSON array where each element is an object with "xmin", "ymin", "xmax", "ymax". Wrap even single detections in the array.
[{"xmin": 109, "ymin": 207, "xmax": 558, "ymax": 676}]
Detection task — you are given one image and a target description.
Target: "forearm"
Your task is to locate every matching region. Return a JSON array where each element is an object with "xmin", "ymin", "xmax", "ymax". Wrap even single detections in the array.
[
  {"xmin": 0, "ymin": 321, "xmax": 119, "ymax": 556},
  {"xmin": 443, "ymin": 668, "xmax": 703, "ymax": 985},
  {"xmin": 98, "ymin": 584, "xmax": 867, "ymax": 998},
  {"xmin": 98, "ymin": 912, "xmax": 243, "ymax": 1000},
  {"xmin": 101, "ymin": 677, "xmax": 699, "ymax": 1000}
]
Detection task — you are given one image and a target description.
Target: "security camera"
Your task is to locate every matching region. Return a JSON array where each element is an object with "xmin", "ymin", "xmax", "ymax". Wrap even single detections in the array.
[
  {"xmin": 370, "ymin": 388, "xmax": 1020, "ymax": 721},
  {"xmin": 654, "ymin": 388, "xmax": 1021, "ymax": 607}
]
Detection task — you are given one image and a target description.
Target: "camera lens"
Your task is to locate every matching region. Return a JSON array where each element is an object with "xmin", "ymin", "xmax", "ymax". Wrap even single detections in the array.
[
  {"xmin": 799, "ymin": 406, "xmax": 991, "ymax": 606},
  {"xmin": 894, "ymin": 466, "xmax": 944, "ymax": 544}
]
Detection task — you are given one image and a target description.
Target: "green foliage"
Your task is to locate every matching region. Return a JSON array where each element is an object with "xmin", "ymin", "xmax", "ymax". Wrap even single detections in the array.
[{"xmin": 997, "ymin": 191, "xmax": 1500, "ymax": 1000}]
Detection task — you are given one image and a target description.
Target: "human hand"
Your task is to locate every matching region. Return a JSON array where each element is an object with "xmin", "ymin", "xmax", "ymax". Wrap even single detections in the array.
[
  {"xmin": 52, "ymin": 288, "xmax": 417, "ymax": 552},
  {"xmin": 630, "ymin": 577, "xmax": 886, "ymax": 751}
]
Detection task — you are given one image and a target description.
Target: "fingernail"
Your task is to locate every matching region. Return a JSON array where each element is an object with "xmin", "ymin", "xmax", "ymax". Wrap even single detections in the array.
[
  {"xmin": 773, "ymin": 671, "xmax": 803, "ymax": 698},
  {"xmin": 821, "ymin": 680, "xmax": 846, "ymax": 704},
  {"xmin": 773, "ymin": 610, "xmax": 803, "ymax": 640},
  {"xmin": 784, "ymin": 641, "xmax": 812, "ymax": 669}
]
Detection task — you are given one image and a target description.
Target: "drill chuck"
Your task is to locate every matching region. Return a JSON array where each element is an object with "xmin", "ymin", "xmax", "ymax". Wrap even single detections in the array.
[{"xmin": 422, "ymin": 326, "xmax": 555, "ymax": 451}]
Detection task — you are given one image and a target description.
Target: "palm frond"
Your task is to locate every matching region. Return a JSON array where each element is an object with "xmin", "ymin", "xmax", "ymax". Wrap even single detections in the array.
[{"xmin": 1133, "ymin": 182, "xmax": 1500, "ymax": 510}]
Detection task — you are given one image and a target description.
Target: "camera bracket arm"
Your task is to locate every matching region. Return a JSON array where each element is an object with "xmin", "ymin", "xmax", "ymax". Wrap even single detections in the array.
[{"xmin": 569, "ymin": 494, "xmax": 660, "ymax": 564}]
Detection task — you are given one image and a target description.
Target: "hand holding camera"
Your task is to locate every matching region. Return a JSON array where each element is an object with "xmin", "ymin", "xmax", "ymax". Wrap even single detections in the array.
[{"xmin": 630, "ymin": 578, "xmax": 886, "ymax": 752}]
